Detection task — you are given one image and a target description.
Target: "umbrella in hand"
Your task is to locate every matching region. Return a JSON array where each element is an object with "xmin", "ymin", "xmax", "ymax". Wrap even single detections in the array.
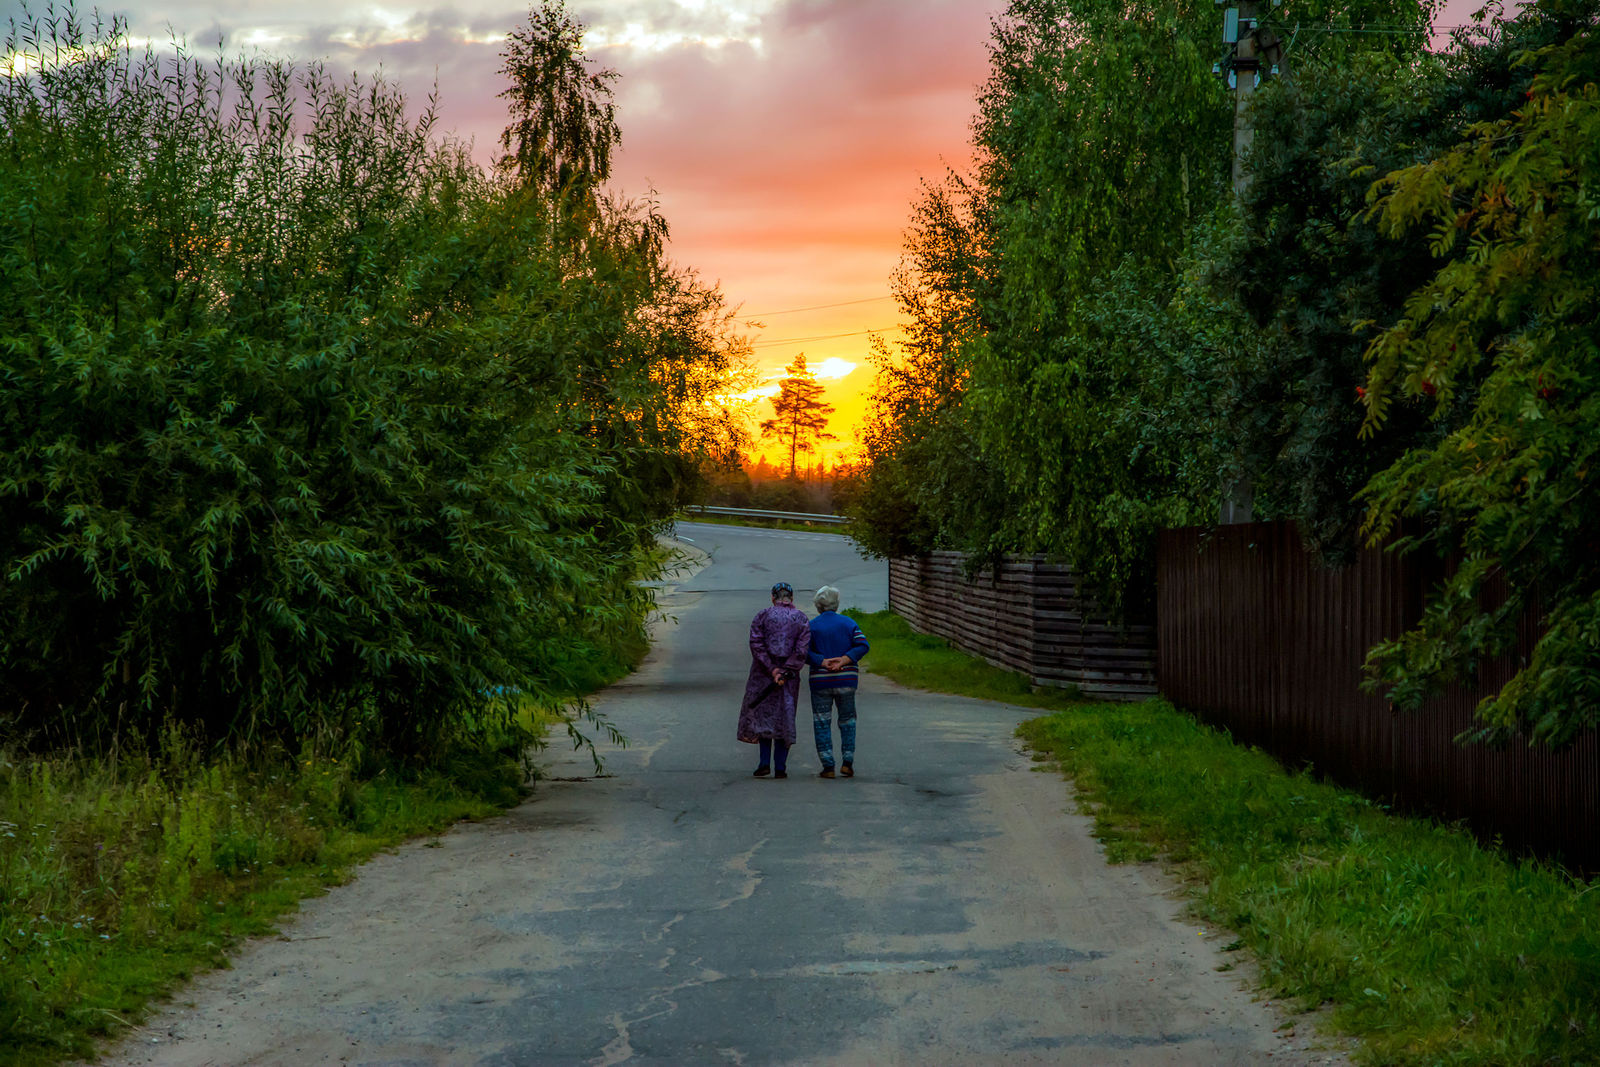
[{"xmin": 751, "ymin": 669, "xmax": 795, "ymax": 707}]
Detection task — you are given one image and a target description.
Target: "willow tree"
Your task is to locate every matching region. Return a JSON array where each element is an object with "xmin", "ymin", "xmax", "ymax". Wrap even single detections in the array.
[
  {"xmin": 853, "ymin": 173, "xmax": 1005, "ymax": 560},
  {"xmin": 865, "ymin": 0, "xmax": 1235, "ymax": 610},
  {"xmin": 0, "ymin": 12, "xmax": 631, "ymax": 756},
  {"xmin": 0, "ymin": 5, "xmax": 746, "ymax": 759}
]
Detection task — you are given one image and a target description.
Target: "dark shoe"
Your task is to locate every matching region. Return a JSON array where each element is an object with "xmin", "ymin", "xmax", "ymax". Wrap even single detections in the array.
[
  {"xmin": 840, "ymin": 763, "xmax": 854, "ymax": 778},
  {"xmin": 818, "ymin": 767, "xmax": 835, "ymax": 779},
  {"xmin": 774, "ymin": 769, "xmax": 788, "ymax": 779},
  {"xmin": 753, "ymin": 765, "xmax": 771, "ymax": 777}
]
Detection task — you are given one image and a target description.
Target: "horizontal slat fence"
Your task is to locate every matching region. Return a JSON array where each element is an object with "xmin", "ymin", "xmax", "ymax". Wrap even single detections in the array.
[
  {"xmin": 888, "ymin": 552, "xmax": 1156, "ymax": 701},
  {"xmin": 1158, "ymin": 521, "xmax": 1599, "ymax": 868}
]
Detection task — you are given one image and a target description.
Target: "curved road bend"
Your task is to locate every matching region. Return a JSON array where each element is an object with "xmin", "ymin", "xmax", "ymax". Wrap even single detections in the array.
[{"xmin": 98, "ymin": 522, "xmax": 1343, "ymax": 1066}]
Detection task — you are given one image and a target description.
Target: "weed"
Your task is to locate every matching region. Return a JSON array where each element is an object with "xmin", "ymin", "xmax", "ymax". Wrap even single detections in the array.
[
  {"xmin": 850, "ymin": 608, "xmax": 1080, "ymax": 707},
  {"xmin": 0, "ymin": 740, "xmax": 517, "ymax": 1065}
]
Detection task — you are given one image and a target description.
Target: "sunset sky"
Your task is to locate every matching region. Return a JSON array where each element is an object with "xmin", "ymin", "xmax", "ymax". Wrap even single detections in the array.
[{"xmin": 3, "ymin": 0, "xmax": 1490, "ymax": 462}]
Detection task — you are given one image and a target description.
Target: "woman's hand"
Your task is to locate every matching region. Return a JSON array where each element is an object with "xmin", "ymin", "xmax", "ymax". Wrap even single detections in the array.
[{"xmin": 772, "ymin": 667, "xmax": 786, "ymax": 684}]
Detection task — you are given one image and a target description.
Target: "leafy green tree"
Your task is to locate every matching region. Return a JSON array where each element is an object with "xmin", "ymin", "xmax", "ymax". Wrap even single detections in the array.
[
  {"xmin": 1357, "ymin": 0, "xmax": 1600, "ymax": 745},
  {"xmin": 861, "ymin": 0, "xmax": 1233, "ymax": 609},
  {"xmin": 493, "ymin": 1, "xmax": 747, "ymax": 541},
  {"xmin": 760, "ymin": 353, "xmax": 835, "ymax": 479},
  {"xmin": 498, "ymin": 0, "xmax": 619, "ymax": 201},
  {"xmin": 1202, "ymin": 50, "xmax": 1455, "ymax": 559},
  {"xmin": 858, "ymin": 0, "xmax": 1445, "ymax": 614},
  {"xmin": 853, "ymin": 172, "xmax": 1008, "ymax": 560}
]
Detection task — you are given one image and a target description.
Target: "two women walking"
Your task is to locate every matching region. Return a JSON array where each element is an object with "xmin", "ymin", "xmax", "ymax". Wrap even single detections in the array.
[{"xmin": 736, "ymin": 581, "xmax": 869, "ymax": 779}]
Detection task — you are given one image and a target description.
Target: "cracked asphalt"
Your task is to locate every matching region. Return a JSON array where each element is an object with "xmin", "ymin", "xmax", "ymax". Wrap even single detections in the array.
[{"xmin": 94, "ymin": 522, "xmax": 1346, "ymax": 1066}]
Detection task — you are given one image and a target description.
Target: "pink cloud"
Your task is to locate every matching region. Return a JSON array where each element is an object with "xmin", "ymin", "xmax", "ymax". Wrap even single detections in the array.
[{"xmin": 601, "ymin": 0, "xmax": 997, "ymax": 326}]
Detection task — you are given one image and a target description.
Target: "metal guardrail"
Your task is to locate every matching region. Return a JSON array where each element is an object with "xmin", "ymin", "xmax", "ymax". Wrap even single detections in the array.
[{"xmin": 680, "ymin": 505, "xmax": 849, "ymax": 526}]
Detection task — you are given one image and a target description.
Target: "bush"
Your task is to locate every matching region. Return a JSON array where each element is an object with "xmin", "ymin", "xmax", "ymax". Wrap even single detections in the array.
[{"xmin": 0, "ymin": 10, "xmax": 734, "ymax": 760}]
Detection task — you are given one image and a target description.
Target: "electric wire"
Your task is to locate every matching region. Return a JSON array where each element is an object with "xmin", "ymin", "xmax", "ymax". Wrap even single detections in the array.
[
  {"xmin": 743, "ymin": 295, "xmax": 896, "ymax": 317},
  {"xmin": 1297, "ymin": 24, "xmax": 1469, "ymax": 35},
  {"xmin": 748, "ymin": 325, "xmax": 904, "ymax": 348}
]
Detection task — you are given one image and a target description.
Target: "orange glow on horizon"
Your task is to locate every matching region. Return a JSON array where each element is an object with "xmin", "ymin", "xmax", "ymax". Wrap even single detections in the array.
[{"xmin": 734, "ymin": 299, "xmax": 903, "ymax": 467}]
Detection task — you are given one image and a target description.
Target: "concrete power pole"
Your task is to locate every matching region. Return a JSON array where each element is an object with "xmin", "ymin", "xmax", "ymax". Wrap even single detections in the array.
[
  {"xmin": 1216, "ymin": 0, "xmax": 1282, "ymax": 525},
  {"xmin": 1229, "ymin": 1, "xmax": 1260, "ymax": 196}
]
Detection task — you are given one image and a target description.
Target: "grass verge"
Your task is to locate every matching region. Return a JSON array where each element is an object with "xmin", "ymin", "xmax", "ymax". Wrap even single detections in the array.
[
  {"xmin": 849, "ymin": 608, "xmax": 1079, "ymax": 708},
  {"xmin": 1, "ymin": 655, "xmax": 643, "ymax": 1066},
  {"xmin": 852, "ymin": 607, "xmax": 1600, "ymax": 1067}
]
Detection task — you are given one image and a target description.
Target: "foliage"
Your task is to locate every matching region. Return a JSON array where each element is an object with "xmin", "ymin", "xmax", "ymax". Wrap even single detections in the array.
[
  {"xmin": 0, "ymin": 8, "xmax": 743, "ymax": 759},
  {"xmin": 496, "ymin": 2, "xmax": 750, "ymax": 542},
  {"xmin": 759, "ymin": 352, "xmax": 835, "ymax": 479},
  {"xmin": 960, "ymin": 0, "xmax": 1237, "ymax": 611},
  {"xmin": 857, "ymin": 0, "xmax": 1435, "ymax": 613},
  {"xmin": 1203, "ymin": 51, "xmax": 1457, "ymax": 559},
  {"xmin": 858, "ymin": 0, "xmax": 1600, "ymax": 745},
  {"xmin": 1357, "ymin": 1, "xmax": 1600, "ymax": 745},
  {"xmin": 855, "ymin": 0, "xmax": 1235, "ymax": 604},
  {"xmin": 852, "ymin": 174, "xmax": 1012, "ymax": 562}
]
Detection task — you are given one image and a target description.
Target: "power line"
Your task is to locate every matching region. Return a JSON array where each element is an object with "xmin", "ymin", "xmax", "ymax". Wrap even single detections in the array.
[
  {"xmin": 743, "ymin": 295, "xmax": 896, "ymax": 318},
  {"xmin": 749, "ymin": 325, "xmax": 904, "ymax": 348},
  {"xmin": 1301, "ymin": 24, "xmax": 1469, "ymax": 35}
]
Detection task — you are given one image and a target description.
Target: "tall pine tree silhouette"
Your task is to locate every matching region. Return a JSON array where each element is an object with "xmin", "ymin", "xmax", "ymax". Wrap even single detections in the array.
[{"xmin": 761, "ymin": 353, "xmax": 835, "ymax": 478}]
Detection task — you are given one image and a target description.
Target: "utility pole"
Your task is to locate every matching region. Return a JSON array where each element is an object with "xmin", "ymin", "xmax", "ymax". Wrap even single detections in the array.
[
  {"xmin": 1229, "ymin": 0, "xmax": 1261, "ymax": 198},
  {"xmin": 1215, "ymin": 0, "xmax": 1283, "ymax": 525}
]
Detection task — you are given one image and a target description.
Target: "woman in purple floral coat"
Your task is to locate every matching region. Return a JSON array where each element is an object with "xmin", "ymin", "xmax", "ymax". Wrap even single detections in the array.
[{"xmin": 737, "ymin": 581, "xmax": 812, "ymax": 778}]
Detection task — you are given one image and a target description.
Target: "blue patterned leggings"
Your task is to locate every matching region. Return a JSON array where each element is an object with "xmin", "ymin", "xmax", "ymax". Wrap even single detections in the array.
[{"xmin": 810, "ymin": 687, "xmax": 857, "ymax": 768}]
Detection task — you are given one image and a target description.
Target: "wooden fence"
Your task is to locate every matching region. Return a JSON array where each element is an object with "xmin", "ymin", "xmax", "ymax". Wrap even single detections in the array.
[
  {"xmin": 887, "ymin": 552, "xmax": 1156, "ymax": 701},
  {"xmin": 1158, "ymin": 521, "xmax": 1599, "ymax": 868}
]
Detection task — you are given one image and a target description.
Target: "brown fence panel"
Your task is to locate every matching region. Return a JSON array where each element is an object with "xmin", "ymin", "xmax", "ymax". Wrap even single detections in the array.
[
  {"xmin": 889, "ymin": 553, "xmax": 1155, "ymax": 701},
  {"xmin": 1157, "ymin": 521, "xmax": 1599, "ymax": 869}
]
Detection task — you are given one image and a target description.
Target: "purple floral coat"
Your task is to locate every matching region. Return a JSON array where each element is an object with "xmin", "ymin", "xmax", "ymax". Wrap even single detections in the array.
[{"xmin": 736, "ymin": 603, "xmax": 812, "ymax": 745}]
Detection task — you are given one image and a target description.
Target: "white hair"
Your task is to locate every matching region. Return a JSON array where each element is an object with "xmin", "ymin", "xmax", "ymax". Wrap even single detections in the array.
[{"xmin": 813, "ymin": 585, "xmax": 840, "ymax": 612}]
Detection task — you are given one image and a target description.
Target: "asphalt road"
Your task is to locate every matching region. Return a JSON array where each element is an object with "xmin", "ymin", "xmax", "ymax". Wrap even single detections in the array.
[{"xmin": 97, "ymin": 523, "xmax": 1341, "ymax": 1066}]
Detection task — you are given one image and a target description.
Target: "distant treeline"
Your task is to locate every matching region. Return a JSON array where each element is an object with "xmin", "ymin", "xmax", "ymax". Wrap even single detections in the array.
[
  {"xmin": 701, "ymin": 456, "xmax": 864, "ymax": 515},
  {"xmin": 856, "ymin": 0, "xmax": 1600, "ymax": 746},
  {"xmin": 0, "ymin": 8, "xmax": 746, "ymax": 760}
]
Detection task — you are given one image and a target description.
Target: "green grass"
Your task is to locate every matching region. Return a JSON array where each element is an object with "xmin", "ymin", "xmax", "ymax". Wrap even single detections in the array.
[
  {"xmin": 0, "ymin": 739, "xmax": 522, "ymax": 1065},
  {"xmin": 849, "ymin": 608, "xmax": 1080, "ymax": 707},
  {"xmin": 1, "ymin": 650, "xmax": 644, "ymax": 1065},
  {"xmin": 676, "ymin": 511, "xmax": 856, "ymax": 537},
  {"xmin": 854, "ymin": 607, "xmax": 1600, "ymax": 1066}
]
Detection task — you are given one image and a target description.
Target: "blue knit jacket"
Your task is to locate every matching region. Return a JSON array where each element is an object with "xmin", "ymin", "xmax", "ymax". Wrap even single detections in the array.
[{"xmin": 806, "ymin": 611, "xmax": 869, "ymax": 690}]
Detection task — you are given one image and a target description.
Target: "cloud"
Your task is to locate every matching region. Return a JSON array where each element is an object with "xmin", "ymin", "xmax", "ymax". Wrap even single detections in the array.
[
  {"xmin": 600, "ymin": 0, "xmax": 995, "ymax": 341},
  {"xmin": 809, "ymin": 357, "xmax": 857, "ymax": 380},
  {"xmin": 759, "ymin": 357, "xmax": 856, "ymax": 381}
]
